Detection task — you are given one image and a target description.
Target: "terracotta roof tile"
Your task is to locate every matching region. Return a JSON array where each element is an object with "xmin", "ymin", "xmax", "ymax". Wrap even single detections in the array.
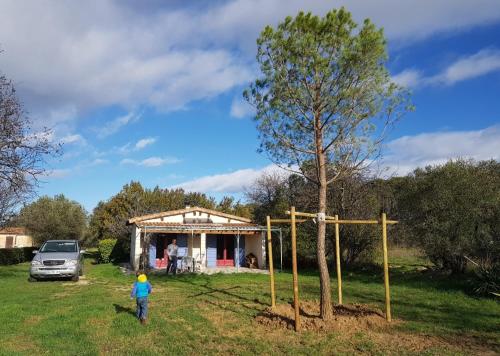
[{"xmin": 0, "ymin": 227, "xmax": 27, "ymax": 235}]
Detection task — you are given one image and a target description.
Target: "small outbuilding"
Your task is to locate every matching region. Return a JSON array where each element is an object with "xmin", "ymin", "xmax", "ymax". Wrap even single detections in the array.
[
  {"xmin": 128, "ymin": 206, "xmax": 268, "ymax": 272},
  {"xmin": 0, "ymin": 227, "xmax": 33, "ymax": 249}
]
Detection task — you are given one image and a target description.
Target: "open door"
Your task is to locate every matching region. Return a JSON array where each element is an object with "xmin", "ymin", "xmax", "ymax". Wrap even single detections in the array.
[{"xmin": 216, "ymin": 235, "xmax": 235, "ymax": 266}]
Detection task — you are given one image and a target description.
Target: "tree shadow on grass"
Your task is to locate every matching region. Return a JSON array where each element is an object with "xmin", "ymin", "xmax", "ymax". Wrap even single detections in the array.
[
  {"xmin": 178, "ymin": 276, "xmax": 267, "ymax": 308},
  {"xmin": 113, "ymin": 303, "xmax": 136, "ymax": 317}
]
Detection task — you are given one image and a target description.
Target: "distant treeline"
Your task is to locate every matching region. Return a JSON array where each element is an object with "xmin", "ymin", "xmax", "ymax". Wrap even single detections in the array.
[{"xmin": 10, "ymin": 159, "xmax": 499, "ymax": 276}]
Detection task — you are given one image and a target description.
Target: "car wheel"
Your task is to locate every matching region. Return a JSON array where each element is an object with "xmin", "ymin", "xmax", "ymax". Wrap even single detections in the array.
[
  {"xmin": 79, "ymin": 267, "xmax": 83, "ymax": 276},
  {"xmin": 28, "ymin": 276, "xmax": 38, "ymax": 282},
  {"xmin": 71, "ymin": 275, "xmax": 79, "ymax": 282}
]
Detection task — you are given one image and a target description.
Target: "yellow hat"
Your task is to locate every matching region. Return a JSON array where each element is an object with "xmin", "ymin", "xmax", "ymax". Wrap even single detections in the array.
[{"xmin": 137, "ymin": 274, "xmax": 147, "ymax": 283}]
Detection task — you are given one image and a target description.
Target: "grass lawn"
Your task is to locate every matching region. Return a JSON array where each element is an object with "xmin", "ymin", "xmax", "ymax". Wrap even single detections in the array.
[{"xmin": 0, "ymin": 250, "xmax": 498, "ymax": 355}]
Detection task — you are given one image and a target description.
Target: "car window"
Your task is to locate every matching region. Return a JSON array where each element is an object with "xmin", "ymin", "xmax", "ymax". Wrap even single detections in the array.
[{"xmin": 40, "ymin": 241, "xmax": 77, "ymax": 253}]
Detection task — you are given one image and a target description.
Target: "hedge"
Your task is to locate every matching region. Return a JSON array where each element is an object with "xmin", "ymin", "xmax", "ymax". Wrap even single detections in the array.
[
  {"xmin": 0, "ymin": 247, "xmax": 38, "ymax": 265},
  {"xmin": 98, "ymin": 239, "xmax": 117, "ymax": 263}
]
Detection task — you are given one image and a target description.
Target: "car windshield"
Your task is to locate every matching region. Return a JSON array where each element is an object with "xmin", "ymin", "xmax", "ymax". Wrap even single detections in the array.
[{"xmin": 40, "ymin": 241, "xmax": 77, "ymax": 253}]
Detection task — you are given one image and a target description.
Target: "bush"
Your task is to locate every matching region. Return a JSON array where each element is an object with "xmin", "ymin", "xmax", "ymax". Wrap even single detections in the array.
[
  {"xmin": 0, "ymin": 247, "xmax": 37, "ymax": 265},
  {"xmin": 98, "ymin": 239, "xmax": 117, "ymax": 263}
]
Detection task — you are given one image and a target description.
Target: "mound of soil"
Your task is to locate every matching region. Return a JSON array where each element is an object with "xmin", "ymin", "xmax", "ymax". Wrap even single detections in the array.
[{"xmin": 255, "ymin": 301, "xmax": 391, "ymax": 332}]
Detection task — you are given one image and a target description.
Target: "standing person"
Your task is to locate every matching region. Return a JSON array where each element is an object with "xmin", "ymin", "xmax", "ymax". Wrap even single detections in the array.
[
  {"xmin": 166, "ymin": 238, "xmax": 178, "ymax": 275},
  {"xmin": 130, "ymin": 272, "xmax": 153, "ymax": 325}
]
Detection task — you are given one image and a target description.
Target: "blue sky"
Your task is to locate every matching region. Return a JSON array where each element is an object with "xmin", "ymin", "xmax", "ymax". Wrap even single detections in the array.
[{"xmin": 0, "ymin": 0, "xmax": 499, "ymax": 212}]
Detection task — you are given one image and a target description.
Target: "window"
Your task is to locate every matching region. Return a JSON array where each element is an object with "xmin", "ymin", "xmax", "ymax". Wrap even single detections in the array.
[{"xmin": 40, "ymin": 241, "xmax": 77, "ymax": 253}]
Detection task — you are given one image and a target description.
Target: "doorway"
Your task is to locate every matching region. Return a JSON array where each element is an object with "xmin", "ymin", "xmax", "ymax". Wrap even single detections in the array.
[
  {"xmin": 216, "ymin": 235, "xmax": 234, "ymax": 266},
  {"xmin": 155, "ymin": 235, "xmax": 176, "ymax": 268},
  {"xmin": 5, "ymin": 236, "xmax": 13, "ymax": 248}
]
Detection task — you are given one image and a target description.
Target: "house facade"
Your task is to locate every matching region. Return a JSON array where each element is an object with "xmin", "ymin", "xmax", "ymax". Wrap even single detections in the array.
[
  {"xmin": 0, "ymin": 227, "xmax": 33, "ymax": 249},
  {"xmin": 128, "ymin": 206, "xmax": 266, "ymax": 271}
]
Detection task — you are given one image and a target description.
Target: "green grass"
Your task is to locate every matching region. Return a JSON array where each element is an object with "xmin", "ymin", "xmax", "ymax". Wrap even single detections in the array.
[{"xmin": 0, "ymin": 250, "xmax": 498, "ymax": 355}]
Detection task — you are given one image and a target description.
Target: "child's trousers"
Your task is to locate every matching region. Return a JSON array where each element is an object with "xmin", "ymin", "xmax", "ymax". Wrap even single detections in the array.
[{"xmin": 136, "ymin": 297, "xmax": 148, "ymax": 320}]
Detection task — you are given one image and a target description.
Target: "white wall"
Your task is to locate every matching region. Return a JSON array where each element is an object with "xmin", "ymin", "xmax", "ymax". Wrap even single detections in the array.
[
  {"xmin": 245, "ymin": 234, "xmax": 265, "ymax": 269},
  {"xmin": 200, "ymin": 233, "xmax": 206, "ymax": 269},
  {"xmin": 0, "ymin": 234, "xmax": 33, "ymax": 248},
  {"xmin": 130, "ymin": 225, "xmax": 142, "ymax": 270}
]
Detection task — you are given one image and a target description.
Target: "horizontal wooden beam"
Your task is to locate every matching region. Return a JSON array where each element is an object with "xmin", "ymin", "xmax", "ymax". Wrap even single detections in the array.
[
  {"xmin": 325, "ymin": 220, "xmax": 398, "ymax": 225},
  {"xmin": 284, "ymin": 210, "xmax": 398, "ymax": 225},
  {"xmin": 270, "ymin": 219, "xmax": 307, "ymax": 224},
  {"xmin": 286, "ymin": 211, "xmax": 326, "ymax": 219}
]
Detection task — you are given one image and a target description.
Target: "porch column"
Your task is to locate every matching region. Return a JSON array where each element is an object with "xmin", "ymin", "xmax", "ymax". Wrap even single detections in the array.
[
  {"xmin": 236, "ymin": 232, "xmax": 240, "ymax": 272},
  {"xmin": 261, "ymin": 231, "xmax": 267, "ymax": 269},
  {"xmin": 200, "ymin": 232, "xmax": 207, "ymax": 270},
  {"xmin": 131, "ymin": 225, "xmax": 142, "ymax": 270}
]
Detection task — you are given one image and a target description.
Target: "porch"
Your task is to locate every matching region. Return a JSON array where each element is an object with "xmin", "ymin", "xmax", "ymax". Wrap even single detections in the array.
[{"xmin": 144, "ymin": 232, "xmax": 265, "ymax": 272}]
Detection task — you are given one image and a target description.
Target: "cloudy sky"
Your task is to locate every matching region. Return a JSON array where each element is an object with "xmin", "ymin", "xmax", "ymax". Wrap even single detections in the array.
[{"xmin": 1, "ymin": 0, "xmax": 499, "ymax": 211}]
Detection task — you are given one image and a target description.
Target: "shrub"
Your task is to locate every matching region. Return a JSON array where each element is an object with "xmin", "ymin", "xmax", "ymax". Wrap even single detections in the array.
[
  {"xmin": 0, "ymin": 247, "xmax": 37, "ymax": 265},
  {"xmin": 98, "ymin": 239, "xmax": 117, "ymax": 263}
]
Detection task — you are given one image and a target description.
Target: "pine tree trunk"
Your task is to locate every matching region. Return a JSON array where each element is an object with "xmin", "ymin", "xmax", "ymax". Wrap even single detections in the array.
[{"xmin": 317, "ymin": 142, "xmax": 332, "ymax": 320}]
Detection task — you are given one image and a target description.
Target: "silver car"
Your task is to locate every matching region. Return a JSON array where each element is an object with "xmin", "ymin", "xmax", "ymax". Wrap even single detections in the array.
[{"xmin": 29, "ymin": 240, "xmax": 85, "ymax": 282}]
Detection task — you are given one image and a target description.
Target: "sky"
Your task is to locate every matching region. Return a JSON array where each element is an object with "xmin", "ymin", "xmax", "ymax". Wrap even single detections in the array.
[{"xmin": 0, "ymin": 0, "xmax": 499, "ymax": 212}]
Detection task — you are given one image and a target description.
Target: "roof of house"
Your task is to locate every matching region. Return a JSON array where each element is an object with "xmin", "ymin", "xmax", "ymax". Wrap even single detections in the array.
[
  {"xmin": 0, "ymin": 227, "xmax": 27, "ymax": 235},
  {"xmin": 128, "ymin": 206, "xmax": 252, "ymax": 224},
  {"xmin": 137, "ymin": 221, "xmax": 263, "ymax": 234}
]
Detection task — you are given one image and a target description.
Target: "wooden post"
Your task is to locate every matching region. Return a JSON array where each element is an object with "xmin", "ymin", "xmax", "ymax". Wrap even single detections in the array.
[
  {"xmin": 334, "ymin": 214, "xmax": 342, "ymax": 305},
  {"xmin": 290, "ymin": 206, "xmax": 300, "ymax": 331},
  {"xmin": 382, "ymin": 212, "xmax": 391, "ymax": 322},
  {"xmin": 266, "ymin": 216, "xmax": 276, "ymax": 308}
]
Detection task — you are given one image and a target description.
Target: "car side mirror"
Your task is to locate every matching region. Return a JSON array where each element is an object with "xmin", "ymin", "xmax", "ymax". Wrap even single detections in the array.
[
  {"xmin": 32, "ymin": 250, "xmax": 39, "ymax": 254},
  {"xmin": 80, "ymin": 249, "xmax": 86, "ymax": 254}
]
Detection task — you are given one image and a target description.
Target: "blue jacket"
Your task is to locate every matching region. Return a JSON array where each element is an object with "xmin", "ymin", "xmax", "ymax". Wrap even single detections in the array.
[{"xmin": 131, "ymin": 281, "xmax": 152, "ymax": 298}]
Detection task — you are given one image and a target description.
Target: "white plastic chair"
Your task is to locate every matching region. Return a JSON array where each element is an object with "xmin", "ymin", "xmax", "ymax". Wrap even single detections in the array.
[
  {"xmin": 194, "ymin": 253, "xmax": 204, "ymax": 272},
  {"xmin": 181, "ymin": 256, "xmax": 194, "ymax": 272}
]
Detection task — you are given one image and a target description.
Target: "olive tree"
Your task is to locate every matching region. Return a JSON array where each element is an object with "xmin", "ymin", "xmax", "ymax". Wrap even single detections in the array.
[
  {"xmin": 18, "ymin": 195, "xmax": 87, "ymax": 244},
  {"xmin": 245, "ymin": 8, "xmax": 411, "ymax": 319}
]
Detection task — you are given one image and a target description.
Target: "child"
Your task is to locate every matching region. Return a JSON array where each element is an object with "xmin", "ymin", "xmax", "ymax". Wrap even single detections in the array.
[{"xmin": 130, "ymin": 272, "xmax": 153, "ymax": 325}]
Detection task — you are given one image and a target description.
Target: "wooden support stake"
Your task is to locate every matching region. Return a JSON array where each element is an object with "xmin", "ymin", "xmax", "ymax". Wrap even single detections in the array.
[
  {"xmin": 266, "ymin": 216, "xmax": 276, "ymax": 309},
  {"xmin": 382, "ymin": 213, "xmax": 392, "ymax": 322},
  {"xmin": 334, "ymin": 214, "xmax": 342, "ymax": 305},
  {"xmin": 290, "ymin": 206, "xmax": 300, "ymax": 331}
]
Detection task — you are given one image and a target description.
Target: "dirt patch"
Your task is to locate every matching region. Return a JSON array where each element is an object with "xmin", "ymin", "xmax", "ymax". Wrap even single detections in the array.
[
  {"xmin": 256, "ymin": 301, "xmax": 390, "ymax": 333},
  {"xmin": 61, "ymin": 276, "xmax": 90, "ymax": 286},
  {"xmin": 255, "ymin": 301, "xmax": 498, "ymax": 355},
  {"xmin": 23, "ymin": 315, "xmax": 43, "ymax": 326}
]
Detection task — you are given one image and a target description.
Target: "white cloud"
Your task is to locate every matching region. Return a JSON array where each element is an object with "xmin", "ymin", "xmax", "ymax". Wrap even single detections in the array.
[
  {"xmin": 87, "ymin": 158, "xmax": 108, "ymax": 166},
  {"xmin": 230, "ymin": 97, "xmax": 255, "ymax": 119},
  {"xmin": 97, "ymin": 111, "xmax": 142, "ymax": 138},
  {"xmin": 382, "ymin": 125, "xmax": 500, "ymax": 175},
  {"xmin": 60, "ymin": 134, "xmax": 86, "ymax": 145},
  {"xmin": 392, "ymin": 69, "xmax": 422, "ymax": 88},
  {"xmin": 171, "ymin": 164, "xmax": 285, "ymax": 193},
  {"xmin": 44, "ymin": 169, "xmax": 72, "ymax": 179},
  {"xmin": 432, "ymin": 49, "xmax": 500, "ymax": 85},
  {"xmin": 121, "ymin": 156, "xmax": 180, "ymax": 167},
  {"xmin": 117, "ymin": 137, "xmax": 157, "ymax": 154},
  {"xmin": 1, "ymin": 0, "xmax": 500, "ymax": 130},
  {"xmin": 172, "ymin": 125, "xmax": 500, "ymax": 192},
  {"xmin": 393, "ymin": 48, "xmax": 500, "ymax": 88},
  {"xmin": 135, "ymin": 137, "xmax": 156, "ymax": 150}
]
